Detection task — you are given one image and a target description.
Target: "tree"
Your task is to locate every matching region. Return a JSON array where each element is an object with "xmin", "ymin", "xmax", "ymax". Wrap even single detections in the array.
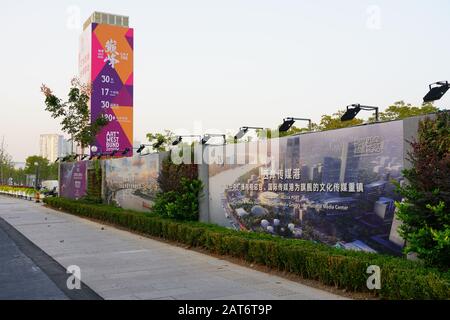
[
  {"xmin": 41, "ymin": 78, "xmax": 108, "ymax": 151},
  {"xmin": 146, "ymin": 130, "xmax": 175, "ymax": 152},
  {"xmin": 374, "ymin": 101, "xmax": 438, "ymax": 122},
  {"xmin": 9, "ymin": 168, "xmax": 26, "ymax": 186},
  {"xmin": 24, "ymin": 156, "xmax": 58, "ymax": 181},
  {"xmin": 152, "ymin": 157, "xmax": 202, "ymax": 221},
  {"xmin": 0, "ymin": 138, "xmax": 28, "ymax": 185},
  {"xmin": 395, "ymin": 111, "xmax": 450, "ymax": 269},
  {"xmin": 0, "ymin": 137, "xmax": 12, "ymax": 185}
]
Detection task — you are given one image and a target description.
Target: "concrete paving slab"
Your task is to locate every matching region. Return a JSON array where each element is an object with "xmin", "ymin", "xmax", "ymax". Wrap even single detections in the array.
[{"xmin": 0, "ymin": 196, "xmax": 346, "ymax": 300}]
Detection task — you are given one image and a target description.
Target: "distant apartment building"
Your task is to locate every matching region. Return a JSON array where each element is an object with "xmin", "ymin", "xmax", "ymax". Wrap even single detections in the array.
[{"xmin": 39, "ymin": 134, "xmax": 71, "ymax": 162}]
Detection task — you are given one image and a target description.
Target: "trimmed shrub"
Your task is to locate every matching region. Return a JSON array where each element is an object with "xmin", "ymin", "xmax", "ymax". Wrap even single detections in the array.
[
  {"xmin": 44, "ymin": 197, "xmax": 450, "ymax": 300},
  {"xmin": 152, "ymin": 178, "xmax": 203, "ymax": 221}
]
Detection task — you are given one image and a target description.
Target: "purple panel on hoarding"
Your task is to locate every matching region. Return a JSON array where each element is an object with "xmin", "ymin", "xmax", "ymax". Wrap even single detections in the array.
[{"xmin": 60, "ymin": 162, "xmax": 87, "ymax": 200}]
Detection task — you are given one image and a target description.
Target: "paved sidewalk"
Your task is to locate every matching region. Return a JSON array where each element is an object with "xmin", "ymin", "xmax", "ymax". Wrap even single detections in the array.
[{"xmin": 0, "ymin": 196, "xmax": 345, "ymax": 300}]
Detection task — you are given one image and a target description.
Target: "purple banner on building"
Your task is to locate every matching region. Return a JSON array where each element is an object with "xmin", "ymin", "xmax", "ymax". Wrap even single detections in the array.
[
  {"xmin": 60, "ymin": 162, "xmax": 87, "ymax": 200},
  {"xmin": 80, "ymin": 22, "xmax": 134, "ymax": 157}
]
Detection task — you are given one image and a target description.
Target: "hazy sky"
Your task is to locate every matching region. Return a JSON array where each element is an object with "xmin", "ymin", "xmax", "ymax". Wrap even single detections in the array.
[{"xmin": 1, "ymin": 0, "xmax": 449, "ymax": 162}]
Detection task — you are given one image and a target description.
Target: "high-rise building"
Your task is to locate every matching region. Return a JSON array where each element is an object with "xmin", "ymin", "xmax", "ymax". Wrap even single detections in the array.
[
  {"xmin": 339, "ymin": 141, "xmax": 360, "ymax": 183},
  {"xmin": 311, "ymin": 163, "xmax": 323, "ymax": 183},
  {"xmin": 284, "ymin": 137, "xmax": 300, "ymax": 171},
  {"xmin": 322, "ymin": 157, "xmax": 341, "ymax": 184},
  {"xmin": 39, "ymin": 134, "xmax": 70, "ymax": 162},
  {"xmin": 79, "ymin": 12, "xmax": 134, "ymax": 157}
]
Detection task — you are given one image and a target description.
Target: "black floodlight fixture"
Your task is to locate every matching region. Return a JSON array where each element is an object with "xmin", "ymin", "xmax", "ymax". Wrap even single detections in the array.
[
  {"xmin": 96, "ymin": 153, "xmax": 104, "ymax": 160},
  {"xmin": 81, "ymin": 155, "xmax": 89, "ymax": 161},
  {"xmin": 201, "ymin": 135, "xmax": 211, "ymax": 145},
  {"xmin": 88, "ymin": 155, "xmax": 95, "ymax": 161},
  {"xmin": 234, "ymin": 126, "xmax": 264, "ymax": 140},
  {"xmin": 234, "ymin": 127, "xmax": 249, "ymax": 140},
  {"xmin": 172, "ymin": 135, "xmax": 201, "ymax": 146},
  {"xmin": 54, "ymin": 158, "xmax": 60, "ymax": 163},
  {"xmin": 111, "ymin": 150, "xmax": 118, "ymax": 157},
  {"xmin": 279, "ymin": 117, "xmax": 312, "ymax": 132},
  {"xmin": 136, "ymin": 144, "xmax": 146, "ymax": 154},
  {"xmin": 341, "ymin": 104, "xmax": 379, "ymax": 122},
  {"xmin": 72, "ymin": 154, "xmax": 79, "ymax": 161},
  {"xmin": 172, "ymin": 136, "xmax": 183, "ymax": 146},
  {"xmin": 423, "ymin": 81, "xmax": 449, "ymax": 103},
  {"xmin": 201, "ymin": 134, "xmax": 227, "ymax": 145},
  {"xmin": 153, "ymin": 140, "xmax": 164, "ymax": 150},
  {"xmin": 122, "ymin": 148, "xmax": 130, "ymax": 156}
]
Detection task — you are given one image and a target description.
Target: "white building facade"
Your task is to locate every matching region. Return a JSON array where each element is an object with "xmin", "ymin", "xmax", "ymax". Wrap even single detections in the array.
[{"xmin": 39, "ymin": 134, "xmax": 71, "ymax": 162}]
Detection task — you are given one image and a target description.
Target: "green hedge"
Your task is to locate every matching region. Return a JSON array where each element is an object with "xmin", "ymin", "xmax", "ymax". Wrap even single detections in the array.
[{"xmin": 44, "ymin": 197, "xmax": 450, "ymax": 300}]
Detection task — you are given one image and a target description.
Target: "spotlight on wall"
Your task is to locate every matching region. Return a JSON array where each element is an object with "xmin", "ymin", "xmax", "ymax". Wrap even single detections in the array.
[
  {"xmin": 55, "ymin": 158, "xmax": 60, "ymax": 163},
  {"xmin": 234, "ymin": 126, "xmax": 264, "ymax": 140},
  {"xmin": 423, "ymin": 81, "xmax": 449, "ymax": 103},
  {"xmin": 111, "ymin": 150, "xmax": 118, "ymax": 157},
  {"xmin": 341, "ymin": 104, "xmax": 379, "ymax": 122},
  {"xmin": 171, "ymin": 135, "xmax": 201, "ymax": 146},
  {"xmin": 172, "ymin": 136, "xmax": 183, "ymax": 146},
  {"xmin": 136, "ymin": 144, "xmax": 146, "ymax": 154},
  {"xmin": 234, "ymin": 127, "xmax": 249, "ymax": 140},
  {"xmin": 122, "ymin": 148, "xmax": 130, "ymax": 156},
  {"xmin": 201, "ymin": 135, "xmax": 211, "ymax": 145},
  {"xmin": 201, "ymin": 134, "xmax": 227, "ymax": 145},
  {"xmin": 153, "ymin": 140, "xmax": 164, "ymax": 150},
  {"xmin": 279, "ymin": 117, "xmax": 312, "ymax": 132},
  {"xmin": 88, "ymin": 155, "xmax": 95, "ymax": 161},
  {"xmin": 81, "ymin": 155, "xmax": 89, "ymax": 161}
]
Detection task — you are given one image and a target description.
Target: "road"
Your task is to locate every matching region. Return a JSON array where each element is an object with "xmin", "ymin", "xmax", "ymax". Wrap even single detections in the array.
[{"xmin": 0, "ymin": 196, "xmax": 345, "ymax": 300}]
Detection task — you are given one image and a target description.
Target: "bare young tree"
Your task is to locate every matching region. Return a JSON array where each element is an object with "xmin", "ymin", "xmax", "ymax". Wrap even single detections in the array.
[{"xmin": 41, "ymin": 78, "xmax": 108, "ymax": 153}]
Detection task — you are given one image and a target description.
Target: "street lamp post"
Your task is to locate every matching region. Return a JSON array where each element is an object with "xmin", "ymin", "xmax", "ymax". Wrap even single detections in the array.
[{"xmin": 34, "ymin": 162, "xmax": 39, "ymax": 190}]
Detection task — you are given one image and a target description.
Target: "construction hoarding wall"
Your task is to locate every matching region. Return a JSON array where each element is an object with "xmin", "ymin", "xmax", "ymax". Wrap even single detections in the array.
[
  {"xmin": 80, "ymin": 23, "xmax": 134, "ymax": 157},
  {"xmin": 104, "ymin": 154, "xmax": 162, "ymax": 212},
  {"xmin": 206, "ymin": 120, "xmax": 405, "ymax": 255},
  {"xmin": 60, "ymin": 162, "xmax": 87, "ymax": 200}
]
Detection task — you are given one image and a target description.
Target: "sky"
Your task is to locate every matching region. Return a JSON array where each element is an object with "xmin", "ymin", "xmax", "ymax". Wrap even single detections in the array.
[{"xmin": 1, "ymin": 0, "xmax": 449, "ymax": 162}]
